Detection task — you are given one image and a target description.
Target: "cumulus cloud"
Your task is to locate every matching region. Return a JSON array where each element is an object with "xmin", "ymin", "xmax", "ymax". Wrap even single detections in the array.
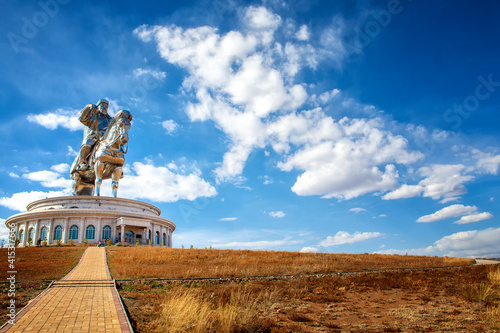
[
  {"xmin": 383, "ymin": 164, "xmax": 475, "ymax": 202},
  {"xmin": 23, "ymin": 170, "xmax": 72, "ymax": 189},
  {"xmin": 473, "ymin": 149, "xmax": 500, "ymax": 175},
  {"xmin": 51, "ymin": 163, "xmax": 70, "ymax": 174},
  {"xmin": 0, "ymin": 218, "xmax": 10, "ymax": 244},
  {"xmin": 296, "ymin": 25, "xmax": 310, "ymax": 41},
  {"xmin": 300, "ymin": 247, "xmax": 319, "ymax": 253},
  {"xmin": 453, "ymin": 212, "xmax": 493, "ymax": 224},
  {"xmin": 0, "ymin": 190, "xmax": 68, "ymax": 212},
  {"xmin": 27, "ymin": 108, "xmax": 82, "ymax": 131},
  {"xmin": 416, "ymin": 204, "xmax": 478, "ymax": 223},
  {"xmin": 318, "ymin": 231, "xmax": 383, "ymax": 246},
  {"xmin": 8, "ymin": 172, "xmax": 20, "ymax": 178},
  {"xmin": 135, "ymin": 6, "xmax": 425, "ymax": 200},
  {"xmin": 161, "ymin": 120, "xmax": 179, "ymax": 135},
  {"xmin": 119, "ymin": 161, "xmax": 217, "ymax": 202},
  {"xmin": 269, "ymin": 211, "xmax": 286, "ymax": 218},
  {"xmin": 377, "ymin": 227, "xmax": 500, "ymax": 258}
]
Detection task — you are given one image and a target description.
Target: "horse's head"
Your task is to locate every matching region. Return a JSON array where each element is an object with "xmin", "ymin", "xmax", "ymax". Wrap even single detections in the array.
[
  {"xmin": 102, "ymin": 110, "xmax": 132, "ymax": 149},
  {"xmin": 116, "ymin": 110, "xmax": 132, "ymax": 146}
]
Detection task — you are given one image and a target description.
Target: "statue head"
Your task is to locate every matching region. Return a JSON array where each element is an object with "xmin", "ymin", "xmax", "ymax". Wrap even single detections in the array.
[{"xmin": 96, "ymin": 99, "xmax": 109, "ymax": 114}]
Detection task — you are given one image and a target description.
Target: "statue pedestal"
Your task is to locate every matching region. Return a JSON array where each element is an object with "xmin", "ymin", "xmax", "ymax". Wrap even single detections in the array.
[{"xmin": 7, "ymin": 196, "xmax": 175, "ymax": 247}]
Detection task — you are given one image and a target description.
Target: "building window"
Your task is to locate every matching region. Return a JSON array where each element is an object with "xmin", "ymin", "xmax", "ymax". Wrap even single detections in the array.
[
  {"xmin": 155, "ymin": 231, "xmax": 159, "ymax": 245},
  {"xmin": 163, "ymin": 233, "xmax": 166, "ymax": 246},
  {"xmin": 102, "ymin": 225, "xmax": 111, "ymax": 240},
  {"xmin": 18, "ymin": 230, "xmax": 24, "ymax": 244},
  {"xmin": 148, "ymin": 230, "xmax": 151, "ymax": 240},
  {"xmin": 125, "ymin": 231, "xmax": 134, "ymax": 243},
  {"xmin": 40, "ymin": 227, "xmax": 48, "ymax": 241},
  {"xmin": 86, "ymin": 225, "xmax": 95, "ymax": 240},
  {"xmin": 28, "ymin": 228, "xmax": 35, "ymax": 243},
  {"xmin": 53, "ymin": 226, "xmax": 63, "ymax": 240},
  {"xmin": 69, "ymin": 225, "xmax": 79, "ymax": 240}
]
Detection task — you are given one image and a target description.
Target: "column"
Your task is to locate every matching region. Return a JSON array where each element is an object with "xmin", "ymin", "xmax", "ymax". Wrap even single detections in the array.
[
  {"xmin": 110, "ymin": 220, "xmax": 117, "ymax": 244},
  {"xmin": 22, "ymin": 222, "xmax": 28, "ymax": 246},
  {"xmin": 63, "ymin": 218, "xmax": 69, "ymax": 244},
  {"xmin": 47, "ymin": 219, "xmax": 54, "ymax": 245},
  {"xmin": 169, "ymin": 228, "xmax": 173, "ymax": 248},
  {"xmin": 97, "ymin": 218, "xmax": 102, "ymax": 243},
  {"xmin": 120, "ymin": 224, "xmax": 125, "ymax": 243},
  {"xmin": 79, "ymin": 218, "xmax": 85, "ymax": 243},
  {"xmin": 33, "ymin": 219, "xmax": 39, "ymax": 245}
]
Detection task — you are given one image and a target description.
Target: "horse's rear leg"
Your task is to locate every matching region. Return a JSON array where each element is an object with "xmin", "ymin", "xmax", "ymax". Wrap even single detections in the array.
[
  {"xmin": 111, "ymin": 167, "xmax": 122, "ymax": 198},
  {"xmin": 94, "ymin": 161, "xmax": 104, "ymax": 196}
]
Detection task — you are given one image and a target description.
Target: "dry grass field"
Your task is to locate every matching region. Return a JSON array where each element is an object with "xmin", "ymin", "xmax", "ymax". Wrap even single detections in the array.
[
  {"xmin": 0, "ymin": 246, "xmax": 84, "ymax": 325},
  {"xmin": 0, "ymin": 246, "xmax": 85, "ymax": 281},
  {"xmin": 106, "ymin": 247, "xmax": 474, "ymax": 279},
  {"xmin": 118, "ymin": 265, "xmax": 500, "ymax": 332}
]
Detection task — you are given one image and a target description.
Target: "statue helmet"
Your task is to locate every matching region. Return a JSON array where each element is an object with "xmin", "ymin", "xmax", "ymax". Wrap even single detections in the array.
[{"xmin": 96, "ymin": 99, "xmax": 109, "ymax": 106}]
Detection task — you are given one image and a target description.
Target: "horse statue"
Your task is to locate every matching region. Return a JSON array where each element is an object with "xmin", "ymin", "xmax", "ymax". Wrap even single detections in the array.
[{"xmin": 70, "ymin": 110, "xmax": 133, "ymax": 197}]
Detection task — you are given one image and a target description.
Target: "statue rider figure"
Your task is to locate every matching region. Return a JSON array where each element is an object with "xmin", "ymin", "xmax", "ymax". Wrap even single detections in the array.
[{"xmin": 75, "ymin": 99, "xmax": 112, "ymax": 171}]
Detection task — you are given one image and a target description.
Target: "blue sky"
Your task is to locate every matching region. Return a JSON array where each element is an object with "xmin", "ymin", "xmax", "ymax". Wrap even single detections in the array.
[{"xmin": 1, "ymin": 0, "xmax": 500, "ymax": 256}]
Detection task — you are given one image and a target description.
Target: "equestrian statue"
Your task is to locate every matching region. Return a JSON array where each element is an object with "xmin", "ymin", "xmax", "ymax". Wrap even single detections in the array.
[{"xmin": 70, "ymin": 99, "xmax": 132, "ymax": 197}]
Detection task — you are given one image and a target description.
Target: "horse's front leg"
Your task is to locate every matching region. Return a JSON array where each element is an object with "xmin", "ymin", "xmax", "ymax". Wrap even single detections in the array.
[
  {"xmin": 70, "ymin": 173, "xmax": 80, "ymax": 196},
  {"xmin": 111, "ymin": 167, "xmax": 122, "ymax": 198},
  {"xmin": 94, "ymin": 160, "xmax": 104, "ymax": 196}
]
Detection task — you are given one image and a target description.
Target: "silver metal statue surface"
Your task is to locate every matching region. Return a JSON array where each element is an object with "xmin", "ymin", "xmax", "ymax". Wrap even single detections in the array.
[{"xmin": 70, "ymin": 99, "xmax": 133, "ymax": 197}]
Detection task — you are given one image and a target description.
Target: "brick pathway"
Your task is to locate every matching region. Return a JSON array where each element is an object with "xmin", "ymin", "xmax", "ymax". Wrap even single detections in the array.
[{"xmin": 1, "ymin": 248, "xmax": 132, "ymax": 333}]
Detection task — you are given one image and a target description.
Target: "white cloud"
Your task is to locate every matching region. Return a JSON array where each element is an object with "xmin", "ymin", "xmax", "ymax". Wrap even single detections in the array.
[
  {"xmin": 276, "ymin": 116, "xmax": 422, "ymax": 200},
  {"xmin": 453, "ymin": 212, "xmax": 493, "ymax": 224},
  {"xmin": 161, "ymin": 120, "xmax": 179, "ymax": 135},
  {"xmin": 383, "ymin": 164, "xmax": 475, "ymax": 202},
  {"xmin": 67, "ymin": 145, "xmax": 78, "ymax": 156},
  {"xmin": 418, "ymin": 164, "xmax": 474, "ymax": 202},
  {"xmin": 0, "ymin": 218, "xmax": 11, "ymax": 245},
  {"xmin": 318, "ymin": 231, "xmax": 383, "ymax": 246},
  {"xmin": 136, "ymin": 6, "xmax": 425, "ymax": 201},
  {"xmin": 382, "ymin": 184, "xmax": 423, "ymax": 200},
  {"xmin": 417, "ymin": 204, "xmax": 478, "ymax": 223},
  {"xmin": 269, "ymin": 211, "xmax": 286, "ymax": 218},
  {"xmin": 473, "ymin": 149, "xmax": 500, "ymax": 175},
  {"xmin": 300, "ymin": 247, "xmax": 319, "ymax": 253},
  {"xmin": 27, "ymin": 108, "xmax": 82, "ymax": 131},
  {"xmin": 220, "ymin": 217, "xmax": 238, "ymax": 221},
  {"xmin": 8, "ymin": 172, "xmax": 20, "ymax": 178},
  {"xmin": 119, "ymin": 161, "xmax": 217, "ymax": 202},
  {"xmin": 23, "ymin": 170, "xmax": 72, "ymax": 189},
  {"xmin": 0, "ymin": 190, "xmax": 68, "ymax": 212},
  {"xmin": 51, "ymin": 163, "xmax": 70, "ymax": 174},
  {"xmin": 349, "ymin": 207, "xmax": 367, "ymax": 214},
  {"xmin": 377, "ymin": 227, "xmax": 500, "ymax": 258},
  {"xmin": 133, "ymin": 68, "xmax": 166, "ymax": 81},
  {"xmin": 296, "ymin": 25, "xmax": 310, "ymax": 41}
]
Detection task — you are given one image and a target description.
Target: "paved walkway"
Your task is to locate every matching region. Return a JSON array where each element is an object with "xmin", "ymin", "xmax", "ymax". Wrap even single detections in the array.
[{"xmin": 1, "ymin": 248, "xmax": 132, "ymax": 333}]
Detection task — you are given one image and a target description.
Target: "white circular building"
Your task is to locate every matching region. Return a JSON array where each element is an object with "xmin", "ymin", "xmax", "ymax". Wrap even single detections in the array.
[{"xmin": 7, "ymin": 196, "xmax": 175, "ymax": 247}]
